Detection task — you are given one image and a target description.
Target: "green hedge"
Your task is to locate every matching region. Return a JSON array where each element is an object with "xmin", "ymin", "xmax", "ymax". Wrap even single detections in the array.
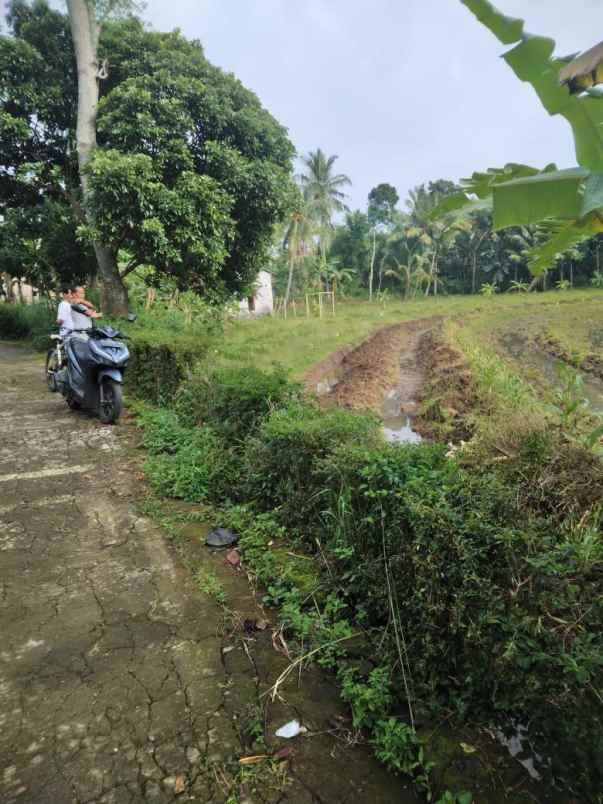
[
  {"xmin": 125, "ymin": 334, "xmax": 206, "ymax": 404},
  {"xmin": 244, "ymin": 402, "xmax": 380, "ymax": 530},
  {"xmin": 175, "ymin": 366, "xmax": 304, "ymax": 443}
]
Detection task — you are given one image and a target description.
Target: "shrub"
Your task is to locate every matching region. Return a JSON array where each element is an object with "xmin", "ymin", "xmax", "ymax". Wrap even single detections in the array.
[
  {"xmin": 144, "ymin": 424, "xmax": 236, "ymax": 503},
  {"xmin": 318, "ymin": 442, "xmax": 603, "ymax": 799},
  {"xmin": 0, "ymin": 304, "xmax": 30, "ymax": 339},
  {"xmin": 174, "ymin": 365, "xmax": 303, "ymax": 443},
  {"xmin": 244, "ymin": 402, "xmax": 380, "ymax": 531},
  {"xmin": 126, "ymin": 334, "xmax": 205, "ymax": 404},
  {"xmin": 0, "ymin": 302, "xmax": 54, "ymax": 347},
  {"xmin": 136, "ymin": 408, "xmax": 192, "ymax": 455}
]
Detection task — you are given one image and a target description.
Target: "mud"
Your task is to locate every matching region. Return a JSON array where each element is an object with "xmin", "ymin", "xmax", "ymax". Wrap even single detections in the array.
[
  {"xmin": 307, "ymin": 320, "xmax": 437, "ymax": 418},
  {"xmin": 500, "ymin": 330, "xmax": 603, "ymax": 414},
  {"xmin": 536, "ymin": 332, "xmax": 603, "ymax": 381},
  {"xmin": 0, "ymin": 342, "xmax": 417, "ymax": 804},
  {"xmin": 415, "ymin": 329, "xmax": 477, "ymax": 442}
]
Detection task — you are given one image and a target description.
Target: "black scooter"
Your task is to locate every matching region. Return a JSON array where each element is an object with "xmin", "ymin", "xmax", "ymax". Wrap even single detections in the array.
[{"xmin": 55, "ymin": 305, "xmax": 130, "ymax": 424}]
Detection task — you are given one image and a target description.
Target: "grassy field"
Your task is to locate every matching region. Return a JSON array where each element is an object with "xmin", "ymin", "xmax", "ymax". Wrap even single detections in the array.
[{"xmin": 209, "ymin": 289, "xmax": 603, "ymax": 377}]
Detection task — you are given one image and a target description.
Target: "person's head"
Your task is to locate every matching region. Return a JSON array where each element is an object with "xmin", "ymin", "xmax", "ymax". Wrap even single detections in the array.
[
  {"xmin": 74, "ymin": 286, "xmax": 86, "ymax": 300},
  {"xmin": 61, "ymin": 287, "xmax": 72, "ymax": 301}
]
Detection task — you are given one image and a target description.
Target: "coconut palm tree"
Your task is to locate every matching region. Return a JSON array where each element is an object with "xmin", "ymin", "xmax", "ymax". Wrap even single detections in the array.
[
  {"xmin": 299, "ymin": 149, "xmax": 351, "ymax": 285},
  {"xmin": 282, "ymin": 204, "xmax": 313, "ymax": 313}
]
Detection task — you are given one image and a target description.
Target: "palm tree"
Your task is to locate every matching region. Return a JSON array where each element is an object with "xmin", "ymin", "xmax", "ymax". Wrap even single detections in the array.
[
  {"xmin": 299, "ymin": 149, "xmax": 351, "ymax": 286},
  {"xmin": 282, "ymin": 204, "xmax": 313, "ymax": 313}
]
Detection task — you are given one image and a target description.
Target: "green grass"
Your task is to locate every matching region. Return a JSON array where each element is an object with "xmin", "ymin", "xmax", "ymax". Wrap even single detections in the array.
[{"xmin": 209, "ymin": 289, "xmax": 603, "ymax": 378}]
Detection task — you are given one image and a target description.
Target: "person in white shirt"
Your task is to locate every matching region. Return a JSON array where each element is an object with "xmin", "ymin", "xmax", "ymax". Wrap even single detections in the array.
[
  {"xmin": 56, "ymin": 288, "xmax": 74, "ymax": 338},
  {"xmin": 71, "ymin": 285, "xmax": 102, "ymax": 331}
]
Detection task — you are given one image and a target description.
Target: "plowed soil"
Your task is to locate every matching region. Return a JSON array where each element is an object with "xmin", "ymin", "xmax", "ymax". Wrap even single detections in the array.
[{"xmin": 305, "ymin": 318, "xmax": 438, "ymax": 416}]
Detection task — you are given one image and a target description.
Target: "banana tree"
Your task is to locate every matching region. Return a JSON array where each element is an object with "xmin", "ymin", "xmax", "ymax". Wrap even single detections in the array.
[{"xmin": 439, "ymin": 0, "xmax": 603, "ymax": 276}]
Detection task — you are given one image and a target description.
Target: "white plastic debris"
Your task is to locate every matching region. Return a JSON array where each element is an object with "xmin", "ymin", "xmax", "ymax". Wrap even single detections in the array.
[{"xmin": 275, "ymin": 720, "xmax": 306, "ymax": 739}]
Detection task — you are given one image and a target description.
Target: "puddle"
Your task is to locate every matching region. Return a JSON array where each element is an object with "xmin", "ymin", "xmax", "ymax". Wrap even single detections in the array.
[
  {"xmin": 382, "ymin": 389, "xmax": 423, "ymax": 444},
  {"xmin": 383, "ymin": 417, "xmax": 423, "ymax": 444},
  {"xmin": 501, "ymin": 332, "xmax": 603, "ymax": 414},
  {"xmin": 496, "ymin": 725, "xmax": 541, "ymax": 782}
]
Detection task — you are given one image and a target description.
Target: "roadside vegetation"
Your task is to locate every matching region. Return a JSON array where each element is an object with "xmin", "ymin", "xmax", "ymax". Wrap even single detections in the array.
[{"xmin": 131, "ymin": 324, "xmax": 602, "ymax": 802}]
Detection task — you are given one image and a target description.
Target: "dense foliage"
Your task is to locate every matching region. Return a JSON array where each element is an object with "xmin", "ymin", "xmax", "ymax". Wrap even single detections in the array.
[
  {"xmin": 0, "ymin": 1, "xmax": 295, "ymax": 302},
  {"xmin": 137, "ymin": 363, "xmax": 603, "ymax": 801}
]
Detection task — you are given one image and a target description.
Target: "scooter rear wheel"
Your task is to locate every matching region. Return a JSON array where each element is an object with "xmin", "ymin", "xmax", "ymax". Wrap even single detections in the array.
[
  {"xmin": 45, "ymin": 347, "xmax": 60, "ymax": 392},
  {"xmin": 99, "ymin": 379, "xmax": 123, "ymax": 424}
]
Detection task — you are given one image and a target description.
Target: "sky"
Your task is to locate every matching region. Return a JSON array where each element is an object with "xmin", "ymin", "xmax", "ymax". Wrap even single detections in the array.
[{"xmin": 139, "ymin": 0, "xmax": 601, "ymax": 211}]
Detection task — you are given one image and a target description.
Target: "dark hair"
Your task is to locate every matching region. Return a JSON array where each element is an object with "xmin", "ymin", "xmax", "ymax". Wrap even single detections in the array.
[{"xmin": 61, "ymin": 287, "xmax": 72, "ymax": 295}]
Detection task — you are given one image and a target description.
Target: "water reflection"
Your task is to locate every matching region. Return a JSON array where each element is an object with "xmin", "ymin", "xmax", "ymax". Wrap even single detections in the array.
[{"xmin": 383, "ymin": 417, "xmax": 422, "ymax": 444}]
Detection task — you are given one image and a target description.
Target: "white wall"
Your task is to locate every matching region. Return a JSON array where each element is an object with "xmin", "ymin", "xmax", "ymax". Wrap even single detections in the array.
[{"xmin": 238, "ymin": 270, "xmax": 273, "ymax": 316}]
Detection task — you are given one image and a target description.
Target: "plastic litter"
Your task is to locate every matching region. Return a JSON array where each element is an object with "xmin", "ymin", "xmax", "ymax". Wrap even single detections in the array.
[
  {"xmin": 275, "ymin": 720, "xmax": 306, "ymax": 739},
  {"xmin": 205, "ymin": 527, "xmax": 238, "ymax": 548}
]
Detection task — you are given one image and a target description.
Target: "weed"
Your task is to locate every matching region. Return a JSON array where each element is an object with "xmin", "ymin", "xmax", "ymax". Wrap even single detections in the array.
[
  {"xmin": 194, "ymin": 568, "xmax": 226, "ymax": 604},
  {"xmin": 373, "ymin": 719, "xmax": 434, "ymax": 798}
]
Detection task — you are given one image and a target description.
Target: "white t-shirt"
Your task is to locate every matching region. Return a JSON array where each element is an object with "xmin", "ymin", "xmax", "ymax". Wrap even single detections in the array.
[
  {"xmin": 71, "ymin": 308, "xmax": 92, "ymax": 330},
  {"xmin": 57, "ymin": 300, "xmax": 74, "ymax": 337}
]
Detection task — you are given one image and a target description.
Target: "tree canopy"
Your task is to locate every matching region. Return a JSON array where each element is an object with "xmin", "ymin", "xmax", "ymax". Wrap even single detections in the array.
[{"xmin": 0, "ymin": 2, "xmax": 295, "ymax": 301}]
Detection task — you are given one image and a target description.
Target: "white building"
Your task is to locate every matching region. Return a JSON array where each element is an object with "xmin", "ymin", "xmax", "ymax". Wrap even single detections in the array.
[{"xmin": 238, "ymin": 270, "xmax": 273, "ymax": 316}]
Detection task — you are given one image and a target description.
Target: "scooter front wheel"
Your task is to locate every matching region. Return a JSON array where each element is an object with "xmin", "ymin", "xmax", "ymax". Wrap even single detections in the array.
[
  {"xmin": 66, "ymin": 394, "xmax": 81, "ymax": 411},
  {"xmin": 99, "ymin": 379, "xmax": 123, "ymax": 424}
]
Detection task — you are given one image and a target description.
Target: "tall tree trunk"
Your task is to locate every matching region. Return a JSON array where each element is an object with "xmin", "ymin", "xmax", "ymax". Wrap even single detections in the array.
[
  {"xmin": 67, "ymin": 0, "xmax": 128, "ymax": 317},
  {"xmin": 283, "ymin": 257, "xmax": 295, "ymax": 317},
  {"xmin": 368, "ymin": 228, "xmax": 376, "ymax": 301}
]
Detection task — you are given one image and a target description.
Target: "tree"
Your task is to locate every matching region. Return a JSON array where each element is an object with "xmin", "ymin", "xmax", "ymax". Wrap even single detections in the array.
[
  {"xmin": 282, "ymin": 201, "xmax": 313, "ymax": 311},
  {"xmin": 405, "ymin": 182, "xmax": 463, "ymax": 296},
  {"xmin": 330, "ymin": 211, "xmax": 371, "ymax": 289},
  {"xmin": 299, "ymin": 149, "xmax": 351, "ymax": 286},
  {"xmin": 367, "ymin": 182, "xmax": 399, "ymax": 300},
  {"xmin": 65, "ymin": 0, "xmax": 144, "ymax": 315},
  {"xmin": 1, "ymin": 3, "xmax": 295, "ymax": 312},
  {"xmin": 437, "ymin": 1, "xmax": 603, "ymax": 276}
]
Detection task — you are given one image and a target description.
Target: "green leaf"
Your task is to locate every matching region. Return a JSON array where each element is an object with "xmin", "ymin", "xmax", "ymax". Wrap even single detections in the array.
[
  {"xmin": 461, "ymin": 0, "xmax": 603, "ymax": 170},
  {"xmin": 580, "ymin": 172, "xmax": 603, "ymax": 217},
  {"xmin": 525, "ymin": 215, "xmax": 601, "ymax": 276},
  {"xmin": 460, "ymin": 163, "xmax": 550, "ymax": 198},
  {"xmin": 491, "ymin": 168, "xmax": 589, "ymax": 229},
  {"xmin": 460, "ymin": 0, "xmax": 523, "ymax": 44}
]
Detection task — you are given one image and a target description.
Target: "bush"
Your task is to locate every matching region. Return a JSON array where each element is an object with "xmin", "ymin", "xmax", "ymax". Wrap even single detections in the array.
[
  {"xmin": 144, "ymin": 423, "xmax": 236, "ymax": 503},
  {"xmin": 244, "ymin": 402, "xmax": 381, "ymax": 531},
  {"xmin": 0, "ymin": 302, "xmax": 54, "ymax": 347},
  {"xmin": 175, "ymin": 365, "xmax": 303, "ymax": 443},
  {"xmin": 318, "ymin": 442, "xmax": 603, "ymax": 799},
  {"xmin": 0, "ymin": 304, "xmax": 30, "ymax": 339},
  {"xmin": 126, "ymin": 334, "xmax": 205, "ymax": 404},
  {"xmin": 137, "ymin": 408, "xmax": 192, "ymax": 455}
]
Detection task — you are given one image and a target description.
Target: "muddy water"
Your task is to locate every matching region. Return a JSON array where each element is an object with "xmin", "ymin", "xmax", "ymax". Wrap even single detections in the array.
[
  {"xmin": 382, "ymin": 389, "xmax": 423, "ymax": 444},
  {"xmin": 501, "ymin": 331, "xmax": 603, "ymax": 413}
]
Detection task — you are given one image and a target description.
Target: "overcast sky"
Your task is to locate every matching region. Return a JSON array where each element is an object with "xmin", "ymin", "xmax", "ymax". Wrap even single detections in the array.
[{"xmin": 139, "ymin": 0, "xmax": 601, "ymax": 211}]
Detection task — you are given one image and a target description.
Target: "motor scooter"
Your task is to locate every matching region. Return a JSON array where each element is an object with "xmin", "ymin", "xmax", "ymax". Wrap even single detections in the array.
[{"xmin": 55, "ymin": 305, "xmax": 130, "ymax": 423}]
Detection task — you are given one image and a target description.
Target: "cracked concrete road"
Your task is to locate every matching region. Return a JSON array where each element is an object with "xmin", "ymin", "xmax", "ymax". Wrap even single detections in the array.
[{"xmin": 0, "ymin": 344, "xmax": 417, "ymax": 804}]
